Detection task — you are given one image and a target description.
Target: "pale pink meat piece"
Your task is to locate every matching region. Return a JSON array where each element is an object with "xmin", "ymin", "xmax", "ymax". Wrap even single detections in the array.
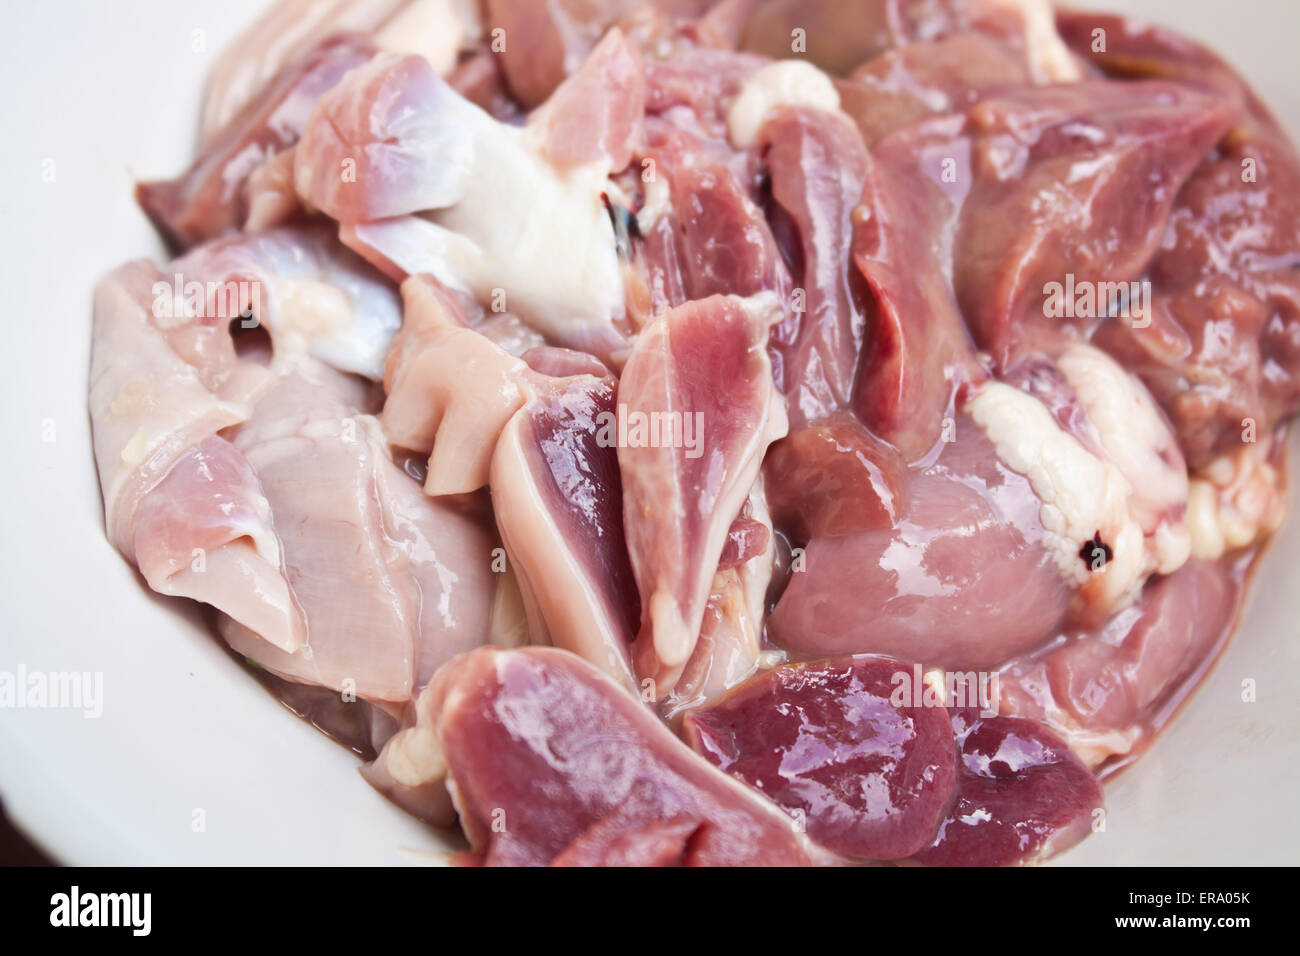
[
  {"xmin": 386, "ymin": 276, "xmax": 641, "ymax": 686},
  {"xmin": 138, "ymin": 35, "xmax": 375, "ymax": 249},
  {"xmin": 308, "ymin": 48, "xmax": 634, "ymax": 364},
  {"xmin": 480, "ymin": 0, "xmax": 593, "ymax": 109},
  {"xmin": 133, "ymin": 435, "xmax": 305, "ymax": 653},
  {"xmin": 636, "ymin": 147, "xmax": 790, "ymax": 314},
  {"xmin": 223, "ymin": 365, "xmax": 497, "ymax": 703},
  {"xmin": 663, "ymin": 481, "xmax": 774, "ymax": 715},
  {"xmin": 90, "ymin": 261, "xmax": 303, "ymax": 651},
  {"xmin": 482, "ymin": 0, "xmax": 714, "ymax": 108},
  {"xmin": 295, "ymin": 34, "xmax": 644, "ymax": 215},
  {"xmin": 242, "ymin": 148, "xmax": 302, "ymax": 233},
  {"xmin": 850, "ymin": 113, "xmax": 985, "ymax": 462},
  {"xmin": 643, "ymin": 46, "xmax": 768, "ymax": 137},
  {"xmin": 769, "ymin": 419, "xmax": 1071, "ymax": 671},
  {"xmin": 618, "ymin": 294, "xmax": 788, "ymax": 696},
  {"xmin": 740, "ymin": 0, "xmax": 1077, "ymax": 80},
  {"xmin": 294, "ymin": 53, "xmax": 477, "ymax": 225},
  {"xmin": 170, "ymin": 224, "xmax": 403, "ymax": 380},
  {"xmin": 836, "ymin": 31, "xmax": 1031, "ymax": 146},
  {"xmin": 763, "ymin": 411, "xmax": 908, "ymax": 541},
  {"xmin": 197, "ymin": 0, "xmax": 420, "ymax": 145},
  {"xmin": 1048, "ymin": 560, "xmax": 1240, "ymax": 732},
  {"xmin": 447, "ymin": 48, "xmax": 521, "ymax": 121},
  {"xmin": 527, "ymin": 28, "xmax": 645, "ymax": 171},
  {"xmin": 632, "ymin": 50, "xmax": 788, "ymax": 317},
  {"xmin": 381, "ymin": 275, "xmax": 532, "ymax": 495},
  {"xmin": 520, "ymin": 346, "xmax": 611, "ymax": 379},
  {"xmin": 626, "ymin": 49, "xmax": 786, "ymax": 322},
  {"xmin": 760, "ymin": 106, "xmax": 871, "ymax": 426},
  {"xmin": 360, "ymin": 672, "xmax": 458, "ymax": 828},
  {"xmin": 490, "ymin": 374, "xmax": 641, "ymax": 690},
  {"xmin": 91, "ymin": 261, "xmax": 249, "ymax": 553},
  {"xmin": 997, "ymin": 559, "xmax": 1244, "ymax": 767}
]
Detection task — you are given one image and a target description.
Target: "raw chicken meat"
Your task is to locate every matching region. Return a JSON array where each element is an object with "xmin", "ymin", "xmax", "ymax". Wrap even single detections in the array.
[
  {"xmin": 836, "ymin": 32, "xmax": 1031, "ymax": 146},
  {"xmin": 297, "ymin": 36, "xmax": 640, "ymax": 364},
  {"xmin": 413, "ymin": 645, "xmax": 819, "ymax": 865},
  {"xmin": 198, "ymin": 0, "xmax": 479, "ymax": 144},
  {"xmin": 170, "ymin": 224, "xmax": 403, "ymax": 379},
  {"xmin": 850, "ymin": 111, "xmax": 986, "ymax": 461},
  {"xmin": 618, "ymin": 293, "xmax": 787, "ymax": 696},
  {"xmin": 760, "ymin": 105, "xmax": 872, "ymax": 427},
  {"xmin": 490, "ymin": 372, "xmax": 641, "ymax": 689},
  {"xmin": 138, "ymin": 35, "xmax": 376, "ymax": 249},
  {"xmin": 132, "ymin": 435, "xmax": 304, "ymax": 653},
  {"xmin": 684, "ymin": 655, "xmax": 958, "ymax": 860},
  {"xmin": 769, "ymin": 417, "xmax": 1072, "ymax": 670},
  {"xmin": 220, "ymin": 365, "xmax": 497, "ymax": 702},
  {"xmin": 662, "ymin": 480, "xmax": 774, "ymax": 715},
  {"xmin": 92, "ymin": 0, "xmax": 1300, "ymax": 867},
  {"xmin": 1058, "ymin": 12, "xmax": 1300, "ymax": 471},
  {"xmin": 381, "ymin": 275, "xmax": 533, "ymax": 495},
  {"xmin": 386, "ymin": 275, "xmax": 642, "ymax": 687},
  {"xmin": 740, "ymin": 0, "xmax": 1080, "ymax": 82},
  {"xmin": 948, "ymin": 82, "xmax": 1236, "ymax": 368},
  {"xmin": 908, "ymin": 708, "xmax": 1104, "ymax": 866},
  {"xmin": 91, "ymin": 261, "xmax": 302, "ymax": 651},
  {"xmin": 483, "ymin": 0, "xmax": 714, "ymax": 108},
  {"xmin": 996, "ymin": 558, "xmax": 1246, "ymax": 769}
]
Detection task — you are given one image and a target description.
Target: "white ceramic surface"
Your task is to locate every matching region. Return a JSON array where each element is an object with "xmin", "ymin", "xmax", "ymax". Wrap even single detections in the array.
[{"xmin": 0, "ymin": 0, "xmax": 1295, "ymax": 865}]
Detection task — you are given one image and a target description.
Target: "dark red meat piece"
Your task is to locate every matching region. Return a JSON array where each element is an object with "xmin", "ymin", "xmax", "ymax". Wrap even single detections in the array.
[{"xmin": 684, "ymin": 656, "xmax": 957, "ymax": 860}]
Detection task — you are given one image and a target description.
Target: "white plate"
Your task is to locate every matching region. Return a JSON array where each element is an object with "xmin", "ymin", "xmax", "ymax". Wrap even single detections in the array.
[{"xmin": 0, "ymin": 0, "xmax": 1296, "ymax": 865}]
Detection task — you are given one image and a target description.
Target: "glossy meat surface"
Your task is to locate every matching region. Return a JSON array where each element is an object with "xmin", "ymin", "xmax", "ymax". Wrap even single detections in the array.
[
  {"xmin": 685, "ymin": 656, "xmax": 957, "ymax": 860},
  {"xmin": 909, "ymin": 709, "xmax": 1103, "ymax": 866},
  {"xmin": 770, "ymin": 421, "xmax": 1071, "ymax": 670},
  {"xmin": 90, "ymin": 0, "xmax": 1300, "ymax": 867},
  {"xmin": 618, "ymin": 294, "xmax": 787, "ymax": 695},
  {"xmin": 491, "ymin": 374, "xmax": 641, "ymax": 689},
  {"xmin": 429, "ymin": 646, "xmax": 816, "ymax": 866}
]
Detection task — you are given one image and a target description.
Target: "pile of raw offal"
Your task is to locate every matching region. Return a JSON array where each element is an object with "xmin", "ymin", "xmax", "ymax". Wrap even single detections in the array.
[{"xmin": 91, "ymin": 0, "xmax": 1300, "ymax": 865}]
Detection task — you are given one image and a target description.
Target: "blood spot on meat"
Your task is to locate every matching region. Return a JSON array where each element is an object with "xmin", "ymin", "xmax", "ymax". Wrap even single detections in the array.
[{"xmin": 1078, "ymin": 531, "xmax": 1113, "ymax": 571}]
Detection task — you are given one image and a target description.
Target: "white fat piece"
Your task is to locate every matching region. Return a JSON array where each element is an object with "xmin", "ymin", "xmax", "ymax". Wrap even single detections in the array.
[
  {"xmin": 726, "ymin": 60, "xmax": 842, "ymax": 149},
  {"xmin": 1186, "ymin": 441, "xmax": 1287, "ymax": 560},
  {"xmin": 970, "ymin": 345, "xmax": 1195, "ymax": 610},
  {"xmin": 634, "ymin": 169, "xmax": 670, "ymax": 233},
  {"xmin": 373, "ymin": 0, "xmax": 467, "ymax": 75},
  {"xmin": 373, "ymin": 91, "xmax": 625, "ymax": 348},
  {"xmin": 969, "ymin": 380, "xmax": 1143, "ymax": 605},
  {"xmin": 988, "ymin": 0, "xmax": 1083, "ymax": 82},
  {"xmin": 264, "ymin": 277, "xmax": 360, "ymax": 369},
  {"xmin": 1057, "ymin": 343, "xmax": 1191, "ymax": 574},
  {"xmin": 241, "ymin": 236, "xmax": 403, "ymax": 381}
]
